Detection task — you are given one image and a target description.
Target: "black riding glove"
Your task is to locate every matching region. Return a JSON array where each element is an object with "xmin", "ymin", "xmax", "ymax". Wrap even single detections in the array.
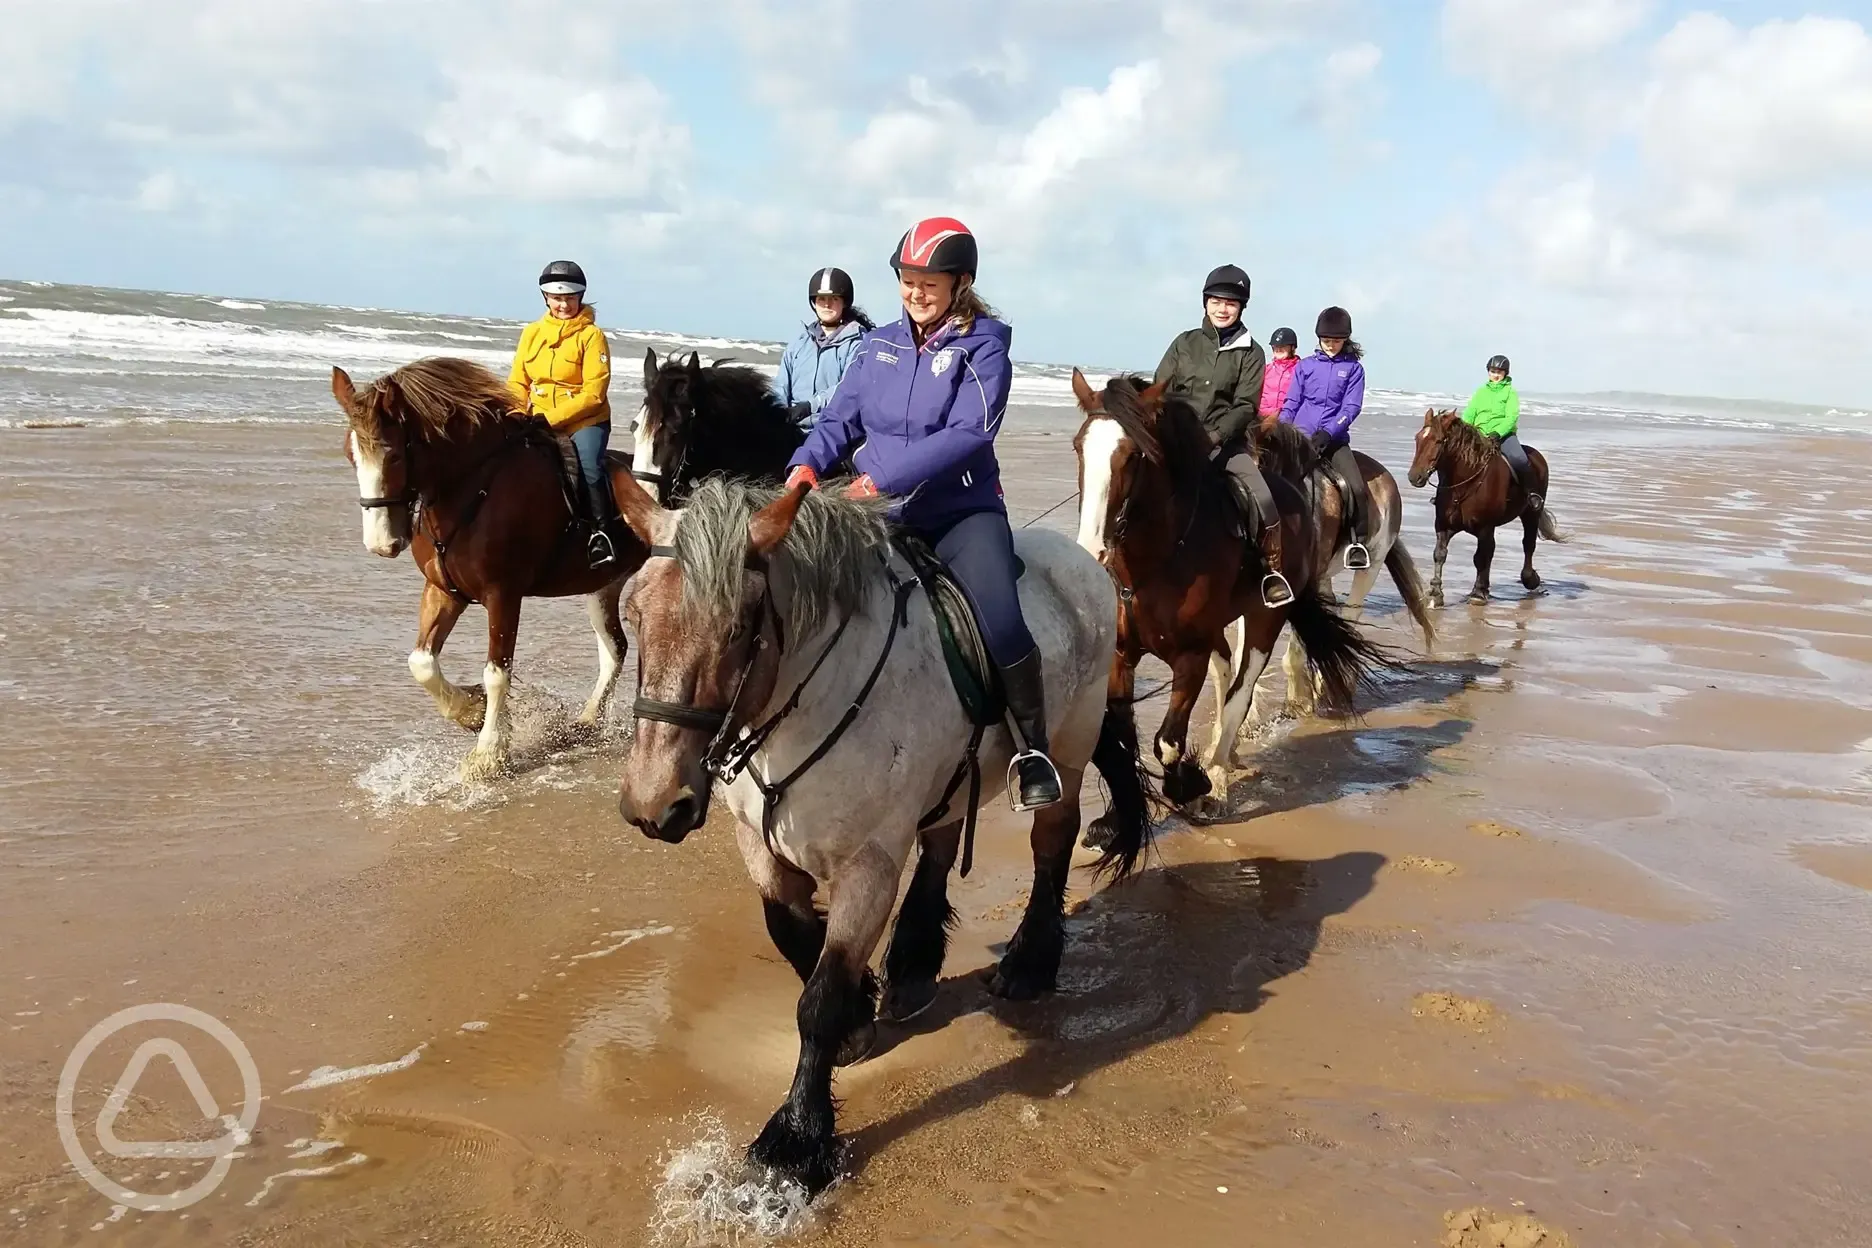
[
  {"xmin": 1310, "ymin": 430, "xmax": 1335, "ymax": 456},
  {"xmin": 786, "ymin": 401, "xmax": 812, "ymax": 424}
]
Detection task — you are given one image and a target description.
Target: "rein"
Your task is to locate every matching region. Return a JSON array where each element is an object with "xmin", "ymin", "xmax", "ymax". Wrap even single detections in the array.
[{"xmin": 632, "ymin": 549, "xmax": 922, "ymax": 857}]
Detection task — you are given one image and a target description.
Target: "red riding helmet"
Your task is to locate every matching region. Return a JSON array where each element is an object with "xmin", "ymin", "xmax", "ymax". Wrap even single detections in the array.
[{"xmin": 889, "ymin": 216, "xmax": 978, "ymax": 278}]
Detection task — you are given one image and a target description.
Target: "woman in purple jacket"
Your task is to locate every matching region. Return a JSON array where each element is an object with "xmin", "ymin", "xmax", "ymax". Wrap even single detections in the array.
[
  {"xmin": 783, "ymin": 217, "xmax": 1061, "ymax": 811},
  {"xmin": 1280, "ymin": 306, "xmax": 1374, "ymax": 569}
]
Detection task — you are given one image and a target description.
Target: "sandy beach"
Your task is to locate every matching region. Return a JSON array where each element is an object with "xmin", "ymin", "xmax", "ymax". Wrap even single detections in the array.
[{"xmin": 4, "ymin": 290, "xmax": 1872, "ymax": 1246}]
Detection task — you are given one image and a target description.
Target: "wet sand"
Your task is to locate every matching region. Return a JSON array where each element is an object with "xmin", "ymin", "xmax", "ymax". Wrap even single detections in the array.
[{"xmin": 4, "ymin": 414, "xmax": 1872, "ymax": 1246}]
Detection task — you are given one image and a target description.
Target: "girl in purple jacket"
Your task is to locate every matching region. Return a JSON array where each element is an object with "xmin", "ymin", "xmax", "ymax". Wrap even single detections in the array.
[
  {"xmin": 784, "ymin": 217, "xmax": 1062, "ymax": 811},
  {"xmin": 1279, "ymin": 306, "xmax": 1375, "ymax": 569}
]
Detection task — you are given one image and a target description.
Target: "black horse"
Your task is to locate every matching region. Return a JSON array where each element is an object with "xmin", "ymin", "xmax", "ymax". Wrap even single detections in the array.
[{"xmin": 628, "ymin": 348, "xmax": 807, "ymax": 503}]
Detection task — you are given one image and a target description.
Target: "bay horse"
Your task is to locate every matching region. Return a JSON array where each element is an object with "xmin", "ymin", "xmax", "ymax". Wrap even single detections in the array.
[
  {"xmin": 1406, "ymin": 408, "xmax": 1566, "ymax": 606},
  {"xmin": 628, "ymin": 348, "xmax": 806, "ymax": 504},
  {"xmin": 611, "ymin": 474, "xmax": 1157, "ymax": 1194},
  {"xmin": 333, "ymin": 358, "xmax": 645, "ymax": 782},
  {"xmin": 1071, "ymin": 371, "xmax": 1396, "ymax": 808},
  {"xmin": 1248, "ymin": 420, "xmax": 1434, "ymax": 716}
]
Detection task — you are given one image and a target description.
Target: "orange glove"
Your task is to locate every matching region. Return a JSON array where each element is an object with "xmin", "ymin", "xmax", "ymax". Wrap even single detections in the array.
[
  {"xmin": 784, "ymin": 465, "xmax": 818, "ymax": 492},
  {"xmin": 844, "ymin": 474, "xmax": 879, "ymax": 500}
]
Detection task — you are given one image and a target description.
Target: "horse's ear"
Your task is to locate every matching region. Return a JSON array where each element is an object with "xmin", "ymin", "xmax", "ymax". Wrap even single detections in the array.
[
  {"xmin": 686, "ymin": 351, "xmax": 702, "ymax": 375},
  {"xmin": 1139, "ymin": 378, "xmax": 1169, "ymax": 409},
  {"xmin": 1070, "ymin": 368, "xmax": 1097, "ymax": 410},
  {"xmin": 643, "ymin": 348, "xmax": 659, "ymax": 389},
  {"xmin": 747, "ymin": 483, "xmax": 809, "ymax": 558},
  {"xmin": 331, "ymin": 366, "xmax": 357, "ymax": 411},
  {"xmin": 613, "ymin": 467, "xmax": 667, "ymax": 547}
]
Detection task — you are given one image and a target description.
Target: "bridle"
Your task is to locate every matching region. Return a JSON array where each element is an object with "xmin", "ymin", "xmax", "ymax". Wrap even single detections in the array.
[{"xmin": 629, "ymin": 546, "xmax": 920, "ymax": 852}]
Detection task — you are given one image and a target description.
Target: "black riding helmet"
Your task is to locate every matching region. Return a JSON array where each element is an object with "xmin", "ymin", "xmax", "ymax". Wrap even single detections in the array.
[
  {"xmin": 1202, "ymin": 264, "xmax": 1251, "ymax": 304},
  {"xmin": 538, "ymin": 260, "xmax": 587, "ymax": 295},
  {"xmin": 1269, "ymin": 326, "xmax": 1299, "ymax": 349},
  {"xmin": 1316, "ymin": 306, "xmax": 1352, "ymax": 339},
  {"xmin": 1488, "ymin": 354, "xmax": 1511, "ymax": 374},
  {"xmin": 807, "ymin": 266, "xmax": 854, "ymax": 306}
]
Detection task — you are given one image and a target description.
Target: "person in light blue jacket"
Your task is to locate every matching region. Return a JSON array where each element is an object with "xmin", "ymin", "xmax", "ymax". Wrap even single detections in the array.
[{"xmin": 773, "ymin": 266, "xmax": 874, "ymax": 429}]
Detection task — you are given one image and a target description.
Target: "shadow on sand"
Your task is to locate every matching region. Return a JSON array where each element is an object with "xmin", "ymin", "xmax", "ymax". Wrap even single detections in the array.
[{"xmin": 850, "ymin": 849, "xmax": 1384, "ymax": 1165}]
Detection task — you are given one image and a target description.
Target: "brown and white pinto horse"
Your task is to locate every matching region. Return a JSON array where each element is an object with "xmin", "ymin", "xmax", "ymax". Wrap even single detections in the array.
[
  {"xmin": 1072, "ymin": 371, "xmax": 1395, "ymax": 808},
  {"xmin": 333, "ymin": 358, "xmax": 645, "ymax": 781},
  {"xmin": 1406, "ymin": 408, "xmax": 1566, "ymax": 606},
  {"xmin": 1249, "ymin": 420, "xmax": 1434, "ymax": 716}
]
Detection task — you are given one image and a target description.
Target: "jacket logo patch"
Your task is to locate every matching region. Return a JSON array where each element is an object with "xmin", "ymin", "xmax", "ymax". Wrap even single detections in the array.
[
  {"xmin": 876, "ymin": 349, "xmax": 901, "ymax": 365},
  {"xmin": 931, "ymin": 348, "xmax": 956, "ymax": 376},
  {"xmin": 1337, "ymin": 368, "xmax": 1349, "ymax": 378}
]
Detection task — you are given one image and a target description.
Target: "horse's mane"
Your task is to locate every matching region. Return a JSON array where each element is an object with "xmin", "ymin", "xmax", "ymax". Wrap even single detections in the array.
[
  {"xmin": 1436, "ymin": 408, "xmax": 1498, "ymax": 479},
  {"xmin": 355, "ymin": 357, "xmax": 517, "ymax": 448},
  {"xmin": 1255, "ymin": 419, "xmax": 1318, "ymax": 483},
  {"xmin": 1102, "ymin": 375, "xmax": 1222, "ymax": 487},
  {"xmin": 672, "ymin": 477, "xmax": 892, "ymax": 643},
  {"xmin": 646, "ymin": 360, "xmax": 793, "ymax": 438}
]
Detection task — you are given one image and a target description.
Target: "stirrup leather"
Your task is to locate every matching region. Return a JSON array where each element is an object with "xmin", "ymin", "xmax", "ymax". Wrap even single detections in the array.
[
  {"xmin": 1260, "ymin": 570, "xmax": 1296, "ymax": 609},
  {"xmin": 1007, "ymin": 750, "xmax": 1063, "ymax": 813},
  {"xmin": 1343, "ymin": 539, "xmax": 1372, "ymax": 570}
]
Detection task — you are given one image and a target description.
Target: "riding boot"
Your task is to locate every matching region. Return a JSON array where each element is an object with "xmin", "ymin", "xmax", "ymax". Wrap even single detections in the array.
[
  {"xmin": 584, "ymin": 477, "xmax": 620, "ymax": 569},
  {"xmin": 1224, "ymin": 452, "xmax": 1293, "ymax": 608},
  {"xmin": 999, "ymin": 648, "xmax": 1063, "ymax": 812},
  {"xmin": 1333, "ymin": 446, "xmax": 1372, "ymax": 570},
  {"xmin": 1256, "ymin": 519, "xmax": 1294, "ymax": 609}
]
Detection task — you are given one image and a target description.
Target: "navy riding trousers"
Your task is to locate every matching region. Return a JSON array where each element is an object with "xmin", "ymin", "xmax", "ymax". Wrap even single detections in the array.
[{"xmin": 922, "ymin": 509, "xmax": 1036, "ymax": 668}]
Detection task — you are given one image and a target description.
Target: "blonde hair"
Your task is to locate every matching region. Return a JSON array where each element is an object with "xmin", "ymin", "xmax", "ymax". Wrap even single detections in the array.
[{"xmin": 950, "ymin": 279, "xmax": 997, "ymax": 335}]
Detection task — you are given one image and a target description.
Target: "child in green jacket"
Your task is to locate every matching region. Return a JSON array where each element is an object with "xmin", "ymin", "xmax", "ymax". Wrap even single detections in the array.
[{"xmin": 1463, "ymin": 354, "xmax": 1540, "ymax": 509}]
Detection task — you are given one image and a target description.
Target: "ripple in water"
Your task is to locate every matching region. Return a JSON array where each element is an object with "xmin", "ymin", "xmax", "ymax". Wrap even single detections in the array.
[{"xmin": 650, "ymin": 1115, "xmax": 822, "ymax": 1247}]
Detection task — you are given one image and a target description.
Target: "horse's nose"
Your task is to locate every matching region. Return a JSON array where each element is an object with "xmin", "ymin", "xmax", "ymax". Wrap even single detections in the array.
[{"xmin": 651, "ymin": 789, "xmax": 702, "ymax": 843}]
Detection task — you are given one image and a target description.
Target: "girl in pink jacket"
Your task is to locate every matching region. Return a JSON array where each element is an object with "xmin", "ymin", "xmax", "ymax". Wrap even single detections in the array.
[{"xmin": 1259, "ymin": 325, "xmax": 1300, "ymax": 421}]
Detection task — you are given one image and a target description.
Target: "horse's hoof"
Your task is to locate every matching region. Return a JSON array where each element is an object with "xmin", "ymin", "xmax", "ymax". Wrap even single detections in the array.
[
  {"xmin": 1081, "ymin": 816, "xmax": 1118, "ymax": 853},
  {"xmin": 1428, "ymin": 592, "xmax": 1445, "ymax": 610},
  {"xmin": 1163, "ymin": 760, "xmax": 1212, "ymax": 807},
  {"xmin": 986, "ymin": 961, "xmax": 1053, "ymax": 1002},
  {"xmin": 1521, "ymin": 573, "xmax": 1542, "ymax": 591},
  {"xmin": 1466, "ymin": 590, "xmax": 1489, "ymax": 605},
  {"xmin": 880, "ymin": 978, "xmax": 939, "ymax": 1025},
  {"xmin": 448, "ymin": 692, "xmax": 488, "ymax": 732},
  {"xmin": 459, "ymin": 748, "xmax": 507, "ymax": 785},
  {"xmin": 834, "ymin": 1020, "xmax": 877, "ymax": 1067},
  {"xmin": 747, "ymin": 1115, "xmax": 843, "ymax": 1196}
]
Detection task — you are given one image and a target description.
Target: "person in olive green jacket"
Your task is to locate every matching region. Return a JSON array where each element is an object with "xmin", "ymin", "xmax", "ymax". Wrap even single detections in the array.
[
  {"xmin": 1153, "ymin": 264, "xmax": 1290, "ymax": 607},
  {"xmin": 1462, "ymin": 354, "xmax": 1540, "ymax": 510}
]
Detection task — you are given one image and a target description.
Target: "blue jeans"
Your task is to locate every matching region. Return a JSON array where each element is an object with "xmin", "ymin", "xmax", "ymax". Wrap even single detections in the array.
[
  {"xmin": 924, "ymin": 509, "xmax": 1035, "ymax": 667},
  {"xmin": 570, "ymin": 421, "xmax": 611, "ymax": 488}
]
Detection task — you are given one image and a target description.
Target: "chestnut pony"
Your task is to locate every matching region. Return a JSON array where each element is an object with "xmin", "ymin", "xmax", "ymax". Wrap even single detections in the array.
[
  {"xmin": 334, "ymin": 358, "xmax": 647, "ymax": 781},
  {"xmin": 1072, "ymin": 371, "xmax": 1396, "ymax": 808},
  {"xmin": 1406, "ymin": 408, "xmax": 1566, "ymax": 606}
]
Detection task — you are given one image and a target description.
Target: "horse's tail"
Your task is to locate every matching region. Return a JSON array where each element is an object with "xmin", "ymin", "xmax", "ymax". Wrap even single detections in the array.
[
  {"xmin": 1089, "ymin": 697, "xmax": 1162, "ymax": 882},
  {"xmin": 1287, "ymin": 582, "xmax": 1407, "ymax": 712},
  {"xmin": 1536, "ymin": 506, "xmax": 1569, "ymax": 544},
  {"xmin": 1385, "ymin": 540, "xmax": 1437, "ymax": 650}
]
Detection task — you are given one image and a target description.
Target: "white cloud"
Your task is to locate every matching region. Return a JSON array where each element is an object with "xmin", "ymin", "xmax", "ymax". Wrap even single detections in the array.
[
  {"xmin": 1442, "ymin": 0, "xmax": 1651, "ymax": 123},
  {"xmin": 966, "ymin": 61, "xmax": 1162, "ymax": 216},
  {"xmin": 421, "ymin": 72, "xmax": 689, "ymax": 204},
  {"xmin": 135, "ymin": 171, "xmax": 183, "ymax": 213},
  {"xmin": 1639, "ymin": 15, "xmax": 1872, "ymax": 196}
]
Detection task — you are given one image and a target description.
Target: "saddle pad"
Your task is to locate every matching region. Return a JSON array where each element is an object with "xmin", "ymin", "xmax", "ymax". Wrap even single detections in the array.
[{"xmin": 891, "ymin": 534, "xmax": 1003, "ymax": 728}]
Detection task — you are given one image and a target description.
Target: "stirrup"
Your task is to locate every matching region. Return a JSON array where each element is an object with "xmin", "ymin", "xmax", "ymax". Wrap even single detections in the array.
[
  {"xmin": 1260, "ymin": 570, "xmax": 1295, "ymax": 609},
  {"xmin": 1526, "ymin": 493, "xmax": 1544, "ymax": 513},
  {"xmin": 586, "ymin": 529, "xmax": 618, "ymax": 568},
  {"xmin": 1343, "ymin": 539, "xmax": 1371, "ymax": 571},
  {"xmin": 1007, "ymin": 750, "xmax": 1063, "ymax": 813}
]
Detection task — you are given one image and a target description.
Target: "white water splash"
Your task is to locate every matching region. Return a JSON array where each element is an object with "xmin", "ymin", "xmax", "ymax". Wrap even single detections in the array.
[
  {"xmin": 650, "ymin": 1116, "xmax": 823, "ymax": 1247},
  {"xmin": 570, "ymin": 925, "xmax": 676, "ymax": 962},
  {"xmin": 246, "ymin": 1152, "xmax": 369, "ymax": 1206},
  {"xmin": 284, "ymin": 1043, "xmax": 426, "ymax": 1093}
]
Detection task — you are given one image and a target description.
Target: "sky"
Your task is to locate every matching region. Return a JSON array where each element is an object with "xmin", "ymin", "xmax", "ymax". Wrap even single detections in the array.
[{"xmin": 2, "ymin": 0, "xmax": 1869, "ymax": 406}]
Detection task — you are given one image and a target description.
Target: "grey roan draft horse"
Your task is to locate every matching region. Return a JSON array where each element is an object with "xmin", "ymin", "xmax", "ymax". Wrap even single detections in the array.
[{"xmin": 612, "ymin": 473, "xmax": 1159, "ymax": 1194}]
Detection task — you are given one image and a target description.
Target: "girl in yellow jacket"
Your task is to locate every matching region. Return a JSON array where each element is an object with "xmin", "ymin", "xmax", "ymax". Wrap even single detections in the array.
[{"xmin": 508, "ymin": 260, "xmax": 620, "ymax": 567}]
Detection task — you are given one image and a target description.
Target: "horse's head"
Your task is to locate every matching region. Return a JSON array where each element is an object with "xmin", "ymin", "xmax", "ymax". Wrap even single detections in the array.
[
  {"xmin": 1407, "ymin": 407, "xmax": 1461, "ymax": 488},
  {"xmin": 635, "ymin": 348, "xmax": 706, "ymax": 503},
  {"xmin": 1071, "ymin": 369, "xmax": 1167, "ymax": 564},
  {"xmin": 333, "ymin": 366, "xmax": 413, "ymax": 558},
  {"xmin": 613, "ymin": 474, "xmax": 806, "ymax": 843}
]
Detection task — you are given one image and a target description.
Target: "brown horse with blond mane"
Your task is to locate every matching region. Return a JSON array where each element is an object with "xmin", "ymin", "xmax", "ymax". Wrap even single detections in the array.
[
  {"xmin": 333, "ymin": 357, "xmax": 646, "ymax": 781},
  {"xmin": 1406, "ymin": 407, "xmax": 1566, "ymax": 606}
]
